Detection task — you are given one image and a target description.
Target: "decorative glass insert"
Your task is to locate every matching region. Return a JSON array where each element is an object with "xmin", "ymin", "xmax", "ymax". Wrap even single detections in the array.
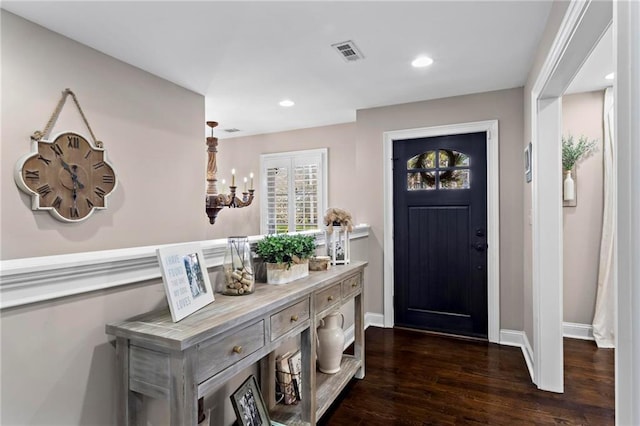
[
  {"xmin": 407, "ymin": 151, "xmax": 435, "ymax": 169},
  {"xmin": 438, "ymin": 150, "xmax": 470, "ymax": 167},
  {"xmin": 439, "ymin": 169, "xmax": 470, "ymax": 189},
  {"xmin": 406, "ymin": 149, "xmax": 471, "ymax": 191},
  {"xmin": 407, "ymin": 172, "xmax": 436, "ymax": 190}
]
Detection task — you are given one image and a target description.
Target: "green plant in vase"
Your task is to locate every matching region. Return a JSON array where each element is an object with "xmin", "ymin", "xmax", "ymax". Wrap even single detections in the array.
[
  {"xmin": 562, "ymin": 134, "xmax": 598, "ymax": 171},
  {"xmin": 561, "ymin": 134, "xmax": 597, "ymax": 203}
]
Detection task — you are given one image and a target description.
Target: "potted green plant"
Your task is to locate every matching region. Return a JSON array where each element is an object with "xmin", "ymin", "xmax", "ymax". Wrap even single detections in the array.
[{"xmin": 256, "ymin": 234, "xmax": 316, "ymax": 284}]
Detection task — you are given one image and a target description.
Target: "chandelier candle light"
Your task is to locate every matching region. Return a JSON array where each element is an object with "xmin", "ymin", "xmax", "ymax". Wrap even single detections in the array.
[{"xmin": 205, "ymin": 121, "xmax": 255, "ymax": 224}]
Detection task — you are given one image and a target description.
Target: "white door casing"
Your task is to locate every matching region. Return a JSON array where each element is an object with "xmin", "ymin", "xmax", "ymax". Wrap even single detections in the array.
[
  {"xmin": 530, "ymin": 0, "xmax": 612, "ymax": 393},
  {"xmin": 383, "ymin": 120, "xmax": 500, "ymax": 344}
]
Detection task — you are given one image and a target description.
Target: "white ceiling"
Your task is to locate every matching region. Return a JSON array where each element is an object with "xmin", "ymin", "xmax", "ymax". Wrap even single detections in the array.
[
  {"xmin": 566, "ymin": 25, "xmax": 614, "ymax": 95},
  {"xmin": 3, "ymin": 1, "xmax": 554, "ymax": 138}
]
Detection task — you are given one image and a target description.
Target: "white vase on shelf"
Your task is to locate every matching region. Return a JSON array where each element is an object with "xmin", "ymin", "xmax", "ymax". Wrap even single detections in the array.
[
  {"xmin": 316, "ymin": 311, "xmax": 345, "ymax": 374},
  {"xmin": 563, "ymin": 170, "xmax": 575, "ymax": 201}
]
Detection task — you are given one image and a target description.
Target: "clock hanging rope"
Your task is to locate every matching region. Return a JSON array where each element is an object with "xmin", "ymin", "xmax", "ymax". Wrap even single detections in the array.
[
  {"xmin": 15, "ymin": 88, "xmax": 117, "ymax": 222},
  {"xmin": 31, "ymin": 88, "xmax": 103, "ymax": 148}
]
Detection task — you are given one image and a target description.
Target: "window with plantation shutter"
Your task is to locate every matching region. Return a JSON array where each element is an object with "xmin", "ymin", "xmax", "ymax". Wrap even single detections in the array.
[{"xmin": 260, "ymin": 149, "xmax": 327, "ymax": 234}]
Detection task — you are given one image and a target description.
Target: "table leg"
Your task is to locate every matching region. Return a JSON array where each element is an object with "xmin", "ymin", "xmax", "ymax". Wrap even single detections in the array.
[
  {"xmin": 260, "ymin": 352, "xmax": 277, "ymax": 409},
  {"xmin": 301, "ymin": 325, "xmax": 317, "ymax": 425},
  {"xmin": 169, "ymin": 348, "xmax": 198, "ymax": 425},
  {"xmin": 355, "ymin": 292, "xmax": 365, "ymax": 379},
  {"xmin": 116, "ymin": 337, "xmax": 140, "ymax": 425}
]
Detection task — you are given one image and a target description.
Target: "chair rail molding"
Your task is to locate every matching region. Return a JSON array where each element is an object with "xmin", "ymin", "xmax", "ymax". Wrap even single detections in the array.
[{"xmin": 0, "ymin": 225, "xmax": 369, "ymax": 309}]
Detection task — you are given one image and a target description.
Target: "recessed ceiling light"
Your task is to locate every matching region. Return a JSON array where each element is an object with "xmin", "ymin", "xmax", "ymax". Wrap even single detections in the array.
[
  {"xmin": 411, "ymin": 56, "xmax": 434, "ymax": 68},
  {"xmin": 279, "ymin": 99, "xmax": 295, "ymax": 107},
  {"xmin": 605, "ymin": 72, "xmax": 615, "ymax": 80}
]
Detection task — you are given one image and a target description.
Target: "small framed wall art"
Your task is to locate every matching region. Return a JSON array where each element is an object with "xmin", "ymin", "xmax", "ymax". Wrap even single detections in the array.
[
  {"xmin": 524, "ymin": 142, "xmax": 532, "ymax": 183},
  {"xmin": 157, "ymin": 243, "xmax": 214, "ymax": 322}
]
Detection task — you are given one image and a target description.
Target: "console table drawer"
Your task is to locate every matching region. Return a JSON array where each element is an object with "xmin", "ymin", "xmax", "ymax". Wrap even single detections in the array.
[
  {"xmin": 342, "ymin": 273, "xmax": 361, "ymax": 298},
  {"xmin": 315, "ymin": 283, "xmax": 341, "ymax": 313},
  {"xmin": 197, "ymin": 320, "xmax": 265, "ymax": 382},
  {"xmin": 270, "ymin": 298, "xmax": 310, "ymax": 341}
]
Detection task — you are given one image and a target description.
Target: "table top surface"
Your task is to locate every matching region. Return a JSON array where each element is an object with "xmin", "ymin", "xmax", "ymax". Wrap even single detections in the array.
[{"xmin": 105, "ymin": 261, "xmax": 367, "ymax": 351}]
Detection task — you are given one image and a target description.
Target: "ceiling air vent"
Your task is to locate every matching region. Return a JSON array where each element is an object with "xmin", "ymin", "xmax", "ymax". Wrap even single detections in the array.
[
  {"xmin": 331, "ymin": 40, "xmax": 364, "ymax": 62},
  {"xmin": 224, "ymin": 128, "xmax": 241, "ymax": 133}
]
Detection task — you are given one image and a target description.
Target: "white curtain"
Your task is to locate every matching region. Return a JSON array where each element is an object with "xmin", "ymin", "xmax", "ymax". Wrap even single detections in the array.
[{"xmin": 592, "ymin": 87, "xmax": 615, "ymax": 348}]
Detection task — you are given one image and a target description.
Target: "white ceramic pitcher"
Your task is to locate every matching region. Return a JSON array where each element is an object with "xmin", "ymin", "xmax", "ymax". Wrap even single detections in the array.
[{"xmin": 316, "ymin": 311, "xmax": 345, "ymax": 374}]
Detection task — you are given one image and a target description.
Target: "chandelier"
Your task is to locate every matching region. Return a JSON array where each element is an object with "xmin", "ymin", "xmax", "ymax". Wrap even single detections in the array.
[{"xmin": 205, "ymin": 121, "xmax": 255, "ymax": 224}]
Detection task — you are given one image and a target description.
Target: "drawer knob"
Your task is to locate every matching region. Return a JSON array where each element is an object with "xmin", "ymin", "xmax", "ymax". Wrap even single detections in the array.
[
  {"xmin": 328, "ymin": 295, "xmax": 334, "ymax": 301},
  {"xmin": 352, "ymin": 282, "xmax": 358, "ymax": 287},
  {"xmin": 232, "ymin": 345, "xmax": 243, "ymax": 354},
  {"xmin": 290, "ymin": 315, "xmax": 299, "ymax": 322}
]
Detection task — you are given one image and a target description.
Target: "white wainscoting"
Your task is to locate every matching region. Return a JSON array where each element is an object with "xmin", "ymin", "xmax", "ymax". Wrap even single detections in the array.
[{"xmin": 0, "ymin": 225, "xmax": 369, "ymax": 309}]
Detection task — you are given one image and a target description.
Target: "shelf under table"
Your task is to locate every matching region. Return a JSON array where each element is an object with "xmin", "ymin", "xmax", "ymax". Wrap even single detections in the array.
[{"xmin": 270, "ymin": 355, "xmax": 362, "ymax": 425}]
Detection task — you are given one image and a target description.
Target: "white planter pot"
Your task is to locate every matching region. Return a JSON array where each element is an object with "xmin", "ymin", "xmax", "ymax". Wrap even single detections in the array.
[{"xmin": 266, "ymin": 261, "xmax": 309, "ymax": 284}]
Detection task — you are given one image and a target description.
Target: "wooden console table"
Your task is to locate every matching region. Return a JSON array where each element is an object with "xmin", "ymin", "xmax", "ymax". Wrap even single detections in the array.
[{"xmin": 106, "ymin": 261, "xmax": 367, "ymax": 425}]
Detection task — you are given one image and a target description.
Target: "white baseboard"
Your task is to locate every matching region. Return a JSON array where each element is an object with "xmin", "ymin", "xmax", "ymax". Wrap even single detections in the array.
[
  {"xmin": 365, "ymin": 312, "xmax": 385, "ymax": 329},
  {"xmin": 500, "ymin": 329, "xmax": 535, "ymax": 383},
  {"xmin": 563, "ymin": 322, "xmax": 595, "ymax": 341},
  {"xmin": 343, "ymin": 312, "xmax": 384, "ymax": 350}
]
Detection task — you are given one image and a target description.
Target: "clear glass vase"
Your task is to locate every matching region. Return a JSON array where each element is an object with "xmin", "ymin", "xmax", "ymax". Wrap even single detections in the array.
[{"xmin": 223, "ymin": 236, "xmax": 255, "ymax": 295}]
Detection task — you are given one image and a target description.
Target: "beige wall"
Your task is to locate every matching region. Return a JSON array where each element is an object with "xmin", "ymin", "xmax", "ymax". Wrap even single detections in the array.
[
  {"xmin": 523, "ymin": 0, "xmax": 572, "ymax": 349},
  {"xmin": 0, "ymin": 11, "xmax": 205, "ymax": 425},
  {"xmin": 0, "ymin": 7, "xmax": 544, "ymax": 425},
  {"xmin": 1, "ymin": 281, "xmax": 169, "ymax": 425},
  {"xmin": 0, "ymin": 16, "xmax": 368, "ymax": 424},
  {"xmin": 1, "ymin": 11, "xmax": 205, "ymax": 261},
  {"xmin": 562, "ymin": 90, "xmax": 605, "ymax": 324},
  {"xmin": 355, "ymin": 88, "xmax": 525, "ymax": 329},
  {"xmin": 219, "ymin": 88, "xmax": 526, "ymax": 330},
  {"xmin": 205, "ymin": 122, "xmax": 357, "ymax": 239}
]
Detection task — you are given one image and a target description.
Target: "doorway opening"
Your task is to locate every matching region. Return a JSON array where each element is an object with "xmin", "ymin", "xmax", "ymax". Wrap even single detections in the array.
[{"xmin": 530, "ymin": 0, "xmax": 612, "ymax": 393}]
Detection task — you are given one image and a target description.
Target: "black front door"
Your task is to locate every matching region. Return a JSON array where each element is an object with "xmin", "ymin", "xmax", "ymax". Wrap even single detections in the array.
[{"xmin": 393, "ymin": 132, "xmax": 488, "ymax": 338}]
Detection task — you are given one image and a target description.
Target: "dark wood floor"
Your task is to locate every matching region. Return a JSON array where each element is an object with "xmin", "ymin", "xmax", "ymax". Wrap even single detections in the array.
[{"xmin": 319, "ymin": 327, "xmax": 614, "ymax": 425}]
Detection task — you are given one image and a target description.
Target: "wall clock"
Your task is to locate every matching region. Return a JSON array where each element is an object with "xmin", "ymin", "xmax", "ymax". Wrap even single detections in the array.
[{"xmin": 14, "ymin": 131, "xmax": 117, "ymax": 222}]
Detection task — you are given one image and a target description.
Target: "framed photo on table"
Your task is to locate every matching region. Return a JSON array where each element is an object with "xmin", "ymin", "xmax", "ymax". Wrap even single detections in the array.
[
  {"xmin": 230, "ymin": 375, "xmax": 271, "ymax": 426},
  {"xmin": 157, "ymin": 243, "xmax": 214, "ymax": 322}
]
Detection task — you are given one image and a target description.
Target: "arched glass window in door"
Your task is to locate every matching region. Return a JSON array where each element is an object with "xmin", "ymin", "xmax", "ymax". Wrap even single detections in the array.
[{"xmin": 407, "ymin": 149, "xmax": 470, "ymax": 190}]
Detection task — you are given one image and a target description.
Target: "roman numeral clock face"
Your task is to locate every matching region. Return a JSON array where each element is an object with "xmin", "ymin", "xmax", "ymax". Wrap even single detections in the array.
[{"xmin": 14, "ymin": 132, "xmax": 117, "ymax": 222}]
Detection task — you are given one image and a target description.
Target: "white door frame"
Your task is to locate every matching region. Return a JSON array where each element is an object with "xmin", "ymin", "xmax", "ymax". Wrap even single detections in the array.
[
  {"xmin": 530, "ymin": 0, "xmax": 612, "ymax": 393},
  {"xmin": 614, "ymin": 1, "xmax": 640, "ymax": 424},
  {"xmin": 383, "ymin": 120, "xmax": 500, "ymax": 343}
]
